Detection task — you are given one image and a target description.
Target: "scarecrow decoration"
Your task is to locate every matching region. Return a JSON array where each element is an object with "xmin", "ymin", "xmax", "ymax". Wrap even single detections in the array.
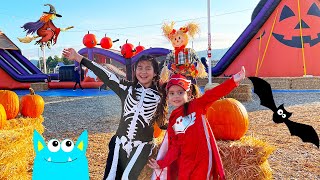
[
  {"xmin": 160, "ymin": 21, "xmax": 207, "ymax": 82},
  {"xmin": 18, "ymin": 4, "xmax": 73, "ymax": 49}
]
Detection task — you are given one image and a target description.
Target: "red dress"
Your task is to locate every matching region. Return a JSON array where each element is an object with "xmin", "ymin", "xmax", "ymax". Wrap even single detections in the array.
[{"xmin": 154, "ymin": 78, "xmax": 237, "ymax": 180}]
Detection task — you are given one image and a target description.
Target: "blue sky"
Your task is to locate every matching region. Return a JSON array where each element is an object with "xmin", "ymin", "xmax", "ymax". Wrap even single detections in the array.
[{"xmin": 1, "ymin": 0, "xmax": 260, "ymax": 59}]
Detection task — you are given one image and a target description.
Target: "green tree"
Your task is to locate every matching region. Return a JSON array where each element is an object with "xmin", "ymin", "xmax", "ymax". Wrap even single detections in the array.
[
  {"xmin": 62, "ymin": 56, "xmax": 74, "ymax": 65},
  {"xmin": 47, "ymin": 56, "xmax": 58, "ymax": 69}
]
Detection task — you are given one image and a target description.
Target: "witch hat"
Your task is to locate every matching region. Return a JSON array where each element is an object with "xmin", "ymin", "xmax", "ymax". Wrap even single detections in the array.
[{"xmin": 43, "ymin": 4, "xmax": 62, "ymax": 17}]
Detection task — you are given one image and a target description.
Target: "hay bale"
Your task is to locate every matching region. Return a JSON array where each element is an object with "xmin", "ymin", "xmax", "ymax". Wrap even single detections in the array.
[
  {"xmin": 30, "ymin": 83, "xmax": 48, "ymax": 91},
  {"xmin": 139, "ymin": 135, "xmax": 274, "ymax": 180},
  {"xmin": 291, "ymin": 77, "xmax": 320, "ymax": 89},
  {"xmin": 205, "ymin": 83, "xmax": 252, "ymax": 102},
  {"xmin": 218, "ymin": 136, "xmax": 275, "ymax": 180},
  {"xmin": 0, "ymin": 116, "xmax": 44, "ymax": 180}
]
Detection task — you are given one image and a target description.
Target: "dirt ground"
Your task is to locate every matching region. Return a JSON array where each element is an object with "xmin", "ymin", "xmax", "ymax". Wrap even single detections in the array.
[{"xmin": 42, "ymin": 101, "xmax": 319, "ymax": 180}]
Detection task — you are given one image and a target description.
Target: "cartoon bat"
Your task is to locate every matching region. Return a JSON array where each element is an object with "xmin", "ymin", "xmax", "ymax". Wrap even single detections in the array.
[{"xmin": 248, "ymin": 76, "xmax": 319, "ymax": 148}]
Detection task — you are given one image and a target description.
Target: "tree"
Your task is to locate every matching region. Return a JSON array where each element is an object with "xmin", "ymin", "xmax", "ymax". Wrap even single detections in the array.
[
  {"xmin": 47, "ymin": 56, "xmax": 58, "ymax": 70},
  {"xmin": 62, "ymin": 56, "xmax": 73, "ymax": 65}
]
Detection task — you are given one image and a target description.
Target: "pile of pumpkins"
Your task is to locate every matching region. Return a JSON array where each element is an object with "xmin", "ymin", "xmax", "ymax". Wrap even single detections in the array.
[
  {"xmin": 83, "ymin": 32, "xmax": 145, "ymax": 58},
  {"xmin": 0, "ymin": 88, "xmax": 44, "ymax": 129}
]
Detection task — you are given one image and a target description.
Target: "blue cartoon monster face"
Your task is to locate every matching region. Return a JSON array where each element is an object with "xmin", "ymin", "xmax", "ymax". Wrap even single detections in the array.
[{"xmin": 32, "ymin": 130, "xmax": 89, "ymax": 180}]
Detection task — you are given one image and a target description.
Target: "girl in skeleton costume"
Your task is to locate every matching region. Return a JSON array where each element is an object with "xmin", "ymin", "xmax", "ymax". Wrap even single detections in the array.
[
  {"xmin": 148, "ymin": 67, "xmax": 246, "ymax": 180},
  {"xmin": 62, "ymin": 48, "xmax": 167, "ymax": 180}
]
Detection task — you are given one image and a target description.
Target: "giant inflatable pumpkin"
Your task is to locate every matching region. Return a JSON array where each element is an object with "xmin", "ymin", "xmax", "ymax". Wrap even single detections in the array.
[
  {"xmin": 222, "ymin": 0, "xmax": 320, "ymax": 77},
  {"xmin": 0, "ymin": 90, "xmax": 19, "ymax": 119},
  {"xmin": 206, "ymin": 98, "xmax": 249, "ymax": 140}
]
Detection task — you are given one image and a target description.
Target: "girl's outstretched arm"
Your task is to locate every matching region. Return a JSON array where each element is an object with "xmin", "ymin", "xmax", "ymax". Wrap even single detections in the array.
[
  {"xmin": 63, "ymin": 48, "xmax": 127, "ymax": 97},
  {"xmin": 197, "ymin": 66, "xmax": 246, "ymax": 107}
]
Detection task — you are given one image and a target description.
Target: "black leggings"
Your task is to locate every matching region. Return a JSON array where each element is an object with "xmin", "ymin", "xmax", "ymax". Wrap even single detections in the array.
[
  {"xmin": 103, "ymin": 135, "xmax": 122, "ymax": 180},
  {"xmin": 102, "ymin": 135, "xmax": 152, "ymax": 180},
  {"xmin": 73, "ymin": 82, "xmax": 83, "ymax": 90}
]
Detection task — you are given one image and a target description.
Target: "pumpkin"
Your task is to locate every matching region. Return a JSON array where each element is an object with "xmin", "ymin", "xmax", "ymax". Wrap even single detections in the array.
[
  {"xmin": 206, "ymin": 98, "xmax": 249, "ymax": 140},
  {"xmin": 153, "ymin": 123, "xmax": 162, "ymax": 138},
  {"xmin": 0, "ymin": 90, "xmax": 19, "ymax": 119},
  {"xmin": 135, "ymin": 42, "xmax": 145, "ymax": 54},
  {"xmin": 0, "ymin": 104, "xmax": 7, "ymax": 129},
  {"xmin": 272, "ymin": 2, "xmax": 320, "ymax": 48},
  {"xmin": 120, "ymin": 39, "xmax": 135, "ymax": 58},
  {"xmin": 83, "ymin": 31, "xmax": 97, "ymax": 48},
  {"xmin": 100, "ymin": 36, "xmax": 113, "ymax": 49},
  {"xmin": 222, "ymin": 0, "xmax": 320, "ymax": 77},
  {"xmin": 20, "ymin": 88, "xmax": 45, "ymax": 118}
]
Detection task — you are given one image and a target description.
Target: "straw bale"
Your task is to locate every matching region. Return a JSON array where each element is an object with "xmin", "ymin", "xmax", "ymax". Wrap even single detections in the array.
[
  {"xmin": 261, "ymin": 78, "xmax": 291, "ymax": 89},
  {"xmin": 291, "ymin": 77, "xmax": 320, "ymax": 89},
  {"xmin": 204, "ymin": 83, "xmax": 252, "ymax": 102},
  {"xmin": 138, "ymin": 135, "xmax": 274, "ymax": 180},
  {"xmin": 0, "ymin": 116, "xmax": 44, "ymax": 180},
  {"xmin": 217, "ymin": 136, "xmax": 275, "ymax": 180},
  {"xmin": 226, "ymin": 93, "xmax": 252, "ymax": 102},
  {"xmin": 30, "ymin": 82, "xmax": 48, "ymax": 91}
]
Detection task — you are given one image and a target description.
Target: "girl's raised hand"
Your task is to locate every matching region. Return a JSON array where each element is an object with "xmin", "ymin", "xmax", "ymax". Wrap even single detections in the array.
[
  {"xmin": 147, "ymin": 158, "xmax": 160, "ymax": 169},
  {"xmin": 62, "ymin": 48, "xmax": 83, "ymax": 63},
  {"xmin": 233, "ymin": 66, "xmax": 246, "ymax": 83}
]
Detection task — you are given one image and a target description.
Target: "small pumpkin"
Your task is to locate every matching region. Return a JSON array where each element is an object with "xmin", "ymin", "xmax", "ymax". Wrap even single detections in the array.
[
  {"xmin": 20, "ymin": 88, "xmax": 45, "ymax": 118},
  {"xmin": 0, "ymin": 90, "xmax": 19, "ymax": 119},
  {"xmin": 120, "ymin": 39, "xmax": 135, "ymax": 58},
  {"xmin": 153, "ymin": 123, "xmax": 162, "ymax": 138},
  {"xmin": 83, "ymin": 31, "xmax": 97, "ymax": 48},
  {"xmin": 206, "ymin": 98, "xmax": 249, "ymax": 140},
  {"xmin": 135, "ymin": 42, "xmax": 145, "ymax": 54},
  {"xmin": 0, "ymin": 104, "xmax": 7, "ymax": 129}
]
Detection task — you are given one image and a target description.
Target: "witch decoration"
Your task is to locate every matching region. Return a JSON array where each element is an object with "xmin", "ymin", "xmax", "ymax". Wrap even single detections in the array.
[
  {"xmin": 160, "ymin": 21, "xmax": 207, "ymax": 83},
  {"xmin": 18, "ymin": 4, "xmax": 73, "ymax": 49}
]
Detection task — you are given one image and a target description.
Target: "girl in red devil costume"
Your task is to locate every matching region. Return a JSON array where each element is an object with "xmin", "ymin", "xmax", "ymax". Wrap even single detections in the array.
[{"xmin": 149, "ymin": 66, "xmax": 246, "ymax": 180}]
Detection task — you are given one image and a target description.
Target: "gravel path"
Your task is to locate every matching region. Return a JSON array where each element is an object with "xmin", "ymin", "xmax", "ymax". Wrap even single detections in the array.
[
  {"xmin": 41, "ymin": 91, "xmax": 320, "ymax": 136},
  {"xmin": 38, "ymin": 91, "xmax": 319, "ymax": 179}
]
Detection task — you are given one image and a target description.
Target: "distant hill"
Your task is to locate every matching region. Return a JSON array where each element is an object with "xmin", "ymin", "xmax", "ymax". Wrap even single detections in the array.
[{"xmin": 197, "ymin": 48, "xmax": 229, "ymax": 61}]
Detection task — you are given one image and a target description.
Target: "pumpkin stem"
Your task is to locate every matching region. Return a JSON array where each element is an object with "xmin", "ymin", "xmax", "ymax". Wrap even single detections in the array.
[{"xmin": 29, "ymin": 88, "xmax": 35, "ymax": 95}]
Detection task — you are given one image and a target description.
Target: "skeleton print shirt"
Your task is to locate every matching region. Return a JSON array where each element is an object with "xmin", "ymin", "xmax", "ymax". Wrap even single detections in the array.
[{"xmin": 81, "ymin": 58, "xmax": 161, "ymax": 143}]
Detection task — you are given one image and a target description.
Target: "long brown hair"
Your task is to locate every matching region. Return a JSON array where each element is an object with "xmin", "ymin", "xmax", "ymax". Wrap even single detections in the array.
[
  {"xmin": 183, "ymin": 83, "xmax": 201, "ymax": 116},
  {"xmin": 132, "ymin": 55, "xmax": 167, "ymax": 128}
]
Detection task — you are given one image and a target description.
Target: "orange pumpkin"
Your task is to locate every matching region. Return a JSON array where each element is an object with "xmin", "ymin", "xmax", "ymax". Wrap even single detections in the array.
[
  {"xmin": 206, "ymin": 98, "xmax": 249, "ymax": 140},
  {"xmin": 0, "ymin": 90, "xmax": 19, "ymax": 119},
  {"xmin": 0, "ymin": 104, "xmax": 7, "ymax": 129},
  {"xmin": 153, "ymin": 123, "xmax": 162, "ymax": 138},
  {"xmin": 20, "ymin": 88, "xmax": 45, "ymax": 118}
]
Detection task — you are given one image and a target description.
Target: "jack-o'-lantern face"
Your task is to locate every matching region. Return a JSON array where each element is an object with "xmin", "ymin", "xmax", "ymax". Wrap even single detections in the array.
[
  {"xmin": 272, "ymin": 2, "xmax": 320, "ymax": 48},
  {"xmin": 171, "ymin": 32, "xmax": 189, "ymax": 48}
]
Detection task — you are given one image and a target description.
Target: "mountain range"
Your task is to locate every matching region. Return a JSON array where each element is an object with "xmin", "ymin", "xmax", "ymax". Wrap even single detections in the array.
[{"xmin": 196, "ymin": 48, "xmax": 229, "ymax": 61}]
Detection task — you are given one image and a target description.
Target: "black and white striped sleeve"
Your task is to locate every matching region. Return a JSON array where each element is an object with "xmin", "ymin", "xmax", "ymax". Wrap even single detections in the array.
[{"xmin": 80, "ymin": 57, "xmax": 127, "ymax": 96}]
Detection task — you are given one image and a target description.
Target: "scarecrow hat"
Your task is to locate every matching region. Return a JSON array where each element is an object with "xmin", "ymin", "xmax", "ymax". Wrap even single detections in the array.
[{"xmin": 43, "ymin": 4, "xmax": 62, "ymax": 17}]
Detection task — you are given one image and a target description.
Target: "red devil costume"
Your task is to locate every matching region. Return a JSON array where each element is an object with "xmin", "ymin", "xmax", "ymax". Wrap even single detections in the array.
[{"xmin": 153, "ymin": 75, "xmax": 238, "ymax": 180}]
